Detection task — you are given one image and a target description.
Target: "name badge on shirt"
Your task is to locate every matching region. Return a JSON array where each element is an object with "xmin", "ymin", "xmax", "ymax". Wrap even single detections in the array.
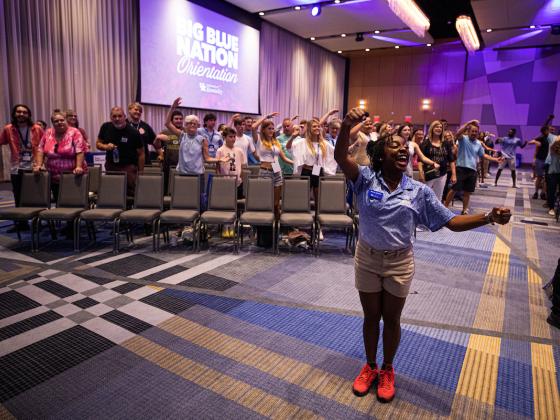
[
  {"xmin": 21, "ymin": 151, "xmax": 32, "ymax": 162},
  {"xmin": 312, "ymin": 164, "xmax": 321, "ymax": 176},
  {"xmin": 367, "ymin": 189, "xmax": 383, "ymax": 203},
  {"xmin": 272, "ymin": 160, "xmax": 281, "ymax": 173},
  {"xmin": 121, "ymin": 137, "xmax": 128, "ymax": 143}
]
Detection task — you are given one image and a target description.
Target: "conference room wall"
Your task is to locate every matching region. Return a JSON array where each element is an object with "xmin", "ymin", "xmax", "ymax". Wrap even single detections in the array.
[
  {"xmin": 0, "ymin": 0, "xmax": 345, "ymax": 181},
  {"xmin": 347, "ymin": 44, "xmax": 467, "ymax": 127}
]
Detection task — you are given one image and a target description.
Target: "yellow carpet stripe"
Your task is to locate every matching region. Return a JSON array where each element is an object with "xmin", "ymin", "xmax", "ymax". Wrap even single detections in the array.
[
  {"xmin": 455, "ymin": 335, "xmax": 501, "ymax": 405},
  {"xmin": 158, "ymin": 316, "xmax": 442, "ymax": 418},
  {"xmin": 122, "ymin": 335, "xmax": 322, "ymax": 419},
  {"xmin": 525, "ymin": 225, "xmax": 560, "ymax": 419},
  {"xmin": 531, "ymin": 343, "xmax": 560, "ymax": 420}
]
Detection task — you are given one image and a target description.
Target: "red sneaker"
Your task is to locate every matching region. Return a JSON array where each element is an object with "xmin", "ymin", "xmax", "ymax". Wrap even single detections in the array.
[
  {"xmin": 352, "ymin": 363, "xmax": 378, "ymax": 396},
  {"xmin": 377, "ymin": 366, "xmax": 395, "ymax": 403}
]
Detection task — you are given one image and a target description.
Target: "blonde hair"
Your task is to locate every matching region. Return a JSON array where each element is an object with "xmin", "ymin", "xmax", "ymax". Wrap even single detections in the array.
[
  {"xmin": 184, "ymin": 115, "xmax": 199, "ymax": 125},
  {"xmin": 128, "ymin": 102, "xmax": 143, "ymax": 112},
  {"xmin": 428, "ymin": 120, "xmax": 443, "ymax": 143},
  {"xmin": 305, "ymin": 119, "xmax": 327, "ymax": 157},
  {"xmin": 259, "ymin": 120, "xmax": 280, "ymax": 150},
  {"xmin": 51, "ymin": 109, "xmax": 66, "ymax": 122}
]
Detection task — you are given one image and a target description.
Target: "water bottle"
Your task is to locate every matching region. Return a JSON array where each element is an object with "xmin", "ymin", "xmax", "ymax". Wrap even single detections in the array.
[{"xmin": 112, "ymin": 146, "xmax": 119, "ymax": 163}]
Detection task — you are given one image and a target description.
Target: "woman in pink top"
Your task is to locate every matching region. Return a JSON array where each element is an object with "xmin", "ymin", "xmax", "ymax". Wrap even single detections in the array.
[{"xmin": 34, "ymin": 110, "xmax": 88, "ymax": 202}]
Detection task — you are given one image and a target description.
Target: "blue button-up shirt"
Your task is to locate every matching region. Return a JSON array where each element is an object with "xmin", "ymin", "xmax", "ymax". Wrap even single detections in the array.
[{"xmin": 354, "ymin": 166, "xmax": 455, "ymax": 250}]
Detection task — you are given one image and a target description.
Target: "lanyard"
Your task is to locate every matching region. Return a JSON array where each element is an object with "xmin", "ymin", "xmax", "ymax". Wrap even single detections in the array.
[{"xmin": 17, "ymin": 126, "xmax": 30, "ymax": 149}]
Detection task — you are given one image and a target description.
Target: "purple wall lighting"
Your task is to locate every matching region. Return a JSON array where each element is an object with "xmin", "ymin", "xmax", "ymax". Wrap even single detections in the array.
[{"xmin": 461, "ymin": 47, "xmax": 560, "ymax": 162}]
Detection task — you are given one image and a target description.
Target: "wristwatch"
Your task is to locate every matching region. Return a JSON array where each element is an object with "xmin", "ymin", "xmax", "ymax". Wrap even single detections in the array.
[{"xmin": 484, "ymin": 211, "xmax": 495, "ymax": 225}]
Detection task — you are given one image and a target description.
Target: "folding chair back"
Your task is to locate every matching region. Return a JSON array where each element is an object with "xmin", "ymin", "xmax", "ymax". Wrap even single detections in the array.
[
  {"xmin": 245, "ymin": 176, "xmax": 274, "ymax": 212},
  {"xmin": 318, "ymin": 178, "xmax": 347, "ymax": 214},
  {"xmin": 20, "ymin": 171, "xmax": 50, "ymax": 208},
  {"xmin": 282, "ymin": 177, "xmax": 310, "ymax": 212},
  {"xmin": 208, "ymin": 176, "xmax": 237, "ymax": 211},
  {"xmin": 96, "ymin": 174, "xmax": 127, "ymax": 209},
  {"xmin": 134, "ymin": 174, "xmax": 163, "ymax": 209},
  {"xmin": 57, "ymin": 173, "xmax": 89, "ymax": 208},
  {"xmin": 171, "ymin": 174, "xmax": 200, "ymax": 210}
]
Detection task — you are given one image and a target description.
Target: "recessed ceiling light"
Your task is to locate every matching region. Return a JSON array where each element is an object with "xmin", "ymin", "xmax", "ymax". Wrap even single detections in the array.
[
  {"xmin": 294, "ymin": 6, "xmax": 301, "ymax": 10},
  {"xmin": 310, "ymin": 37, "xmax": 316, "ymax": 41},
  {"xmin": 337, "ymin": 50, "xmax": 342, "ymax": 53},
  {"xmin": 486, "ymin": 28, "xmax": 492, "ymax": 32},
  {"xmin": 426, "ymin": 43, "xmax": 432, "ymax": 46},
  {"xmin": 395, "ymin": 45, "xmax": 400, "ymax": 49},
  {"xmin": 374, "ymin": 30, "xmax": 380, "ymax": 34},
  {"xmin": 334, "ymin": 0, "xmax": 341, "ymax": 3},
  {"xmin": 529, "ymin": 25, "xmax": 536, "ymax": 29},
  {"xmin": 341, "ymin": 33, "xmax": 346, "ymax": 37},
  {"xmin": 259, "ymin": 12, "xmax": 264, "ymax": 16},
  {"xmin": 365, "ymin": 48, "xmax": 370, "ymax": 51}
]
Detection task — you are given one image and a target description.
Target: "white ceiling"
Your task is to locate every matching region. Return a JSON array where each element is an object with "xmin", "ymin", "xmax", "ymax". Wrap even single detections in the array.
[{"xmin": 226, "ymin": 0, "xmax": 560, "ymax": 52}]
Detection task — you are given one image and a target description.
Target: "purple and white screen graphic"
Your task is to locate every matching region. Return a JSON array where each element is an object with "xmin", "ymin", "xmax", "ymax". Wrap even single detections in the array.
[{"xmin": 140, "ymin": 0, "xmax": 260, "ymax": 113}]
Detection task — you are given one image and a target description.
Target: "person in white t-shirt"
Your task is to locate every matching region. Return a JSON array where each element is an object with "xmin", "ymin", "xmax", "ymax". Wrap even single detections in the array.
[
  {"xmin": 216, "ymin": 127, "xmax": 245, "ymax": 238},
  {"xmin": 232, "ymin": 116, "xmax": 257, "ymax": 165}
]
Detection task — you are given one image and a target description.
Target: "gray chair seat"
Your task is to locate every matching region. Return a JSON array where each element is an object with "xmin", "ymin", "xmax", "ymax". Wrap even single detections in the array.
[
  {"xmin": 0, "ymin": 207, "xmax": 45, "ymax": 219},
  {"xmin": 201, "ymin": 210, "xmax": 236, "ymax": 224},
  {"xmin": 40, "ymin": 208, "xmax": 84, "ymax": 220},
  {"xmin": 280, "ymin": 212, "xmax": 314, "ymax": 226},
  {"xmin": 160, "ymin": 209, "xmax": 199, "ymax": 223},
  {"xmin": 81, "ymin": 208, "xmax": 123, "ymax": 220},
  {"xmin": 120, "ymin": 209, "xmax": 161, "ymax": 221},
  {"xmin": 318, "ymin": 214, "xmax": 353, "ymax": 227},
  {"xmin": 240, "ymin": 211, "xmax": 274, "ymax": 224}
]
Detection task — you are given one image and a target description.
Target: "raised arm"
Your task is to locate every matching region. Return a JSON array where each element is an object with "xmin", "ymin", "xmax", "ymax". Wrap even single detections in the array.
[
  {"xmin": 335, "ymin": 108, "xmax": 364, "ymax": 183},
  {"xmin": 319, "ymin": 109, "xmax": 338, "ymax": 126},
  {"xmin": 455, "ymin": 119, "xmax": 479, "ymax": 140},
  {"xmin": 446, "ymin": 207, "xmax": 511, "ymax": 232},
  {"xmin": 165, "ymin": 98, "xmax": 183, "ymax": 137}
]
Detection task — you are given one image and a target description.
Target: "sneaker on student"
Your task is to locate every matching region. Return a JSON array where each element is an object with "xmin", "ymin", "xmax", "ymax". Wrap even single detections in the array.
[
  {"xmin": 548, "ymin": 209, "xmax": 556, "ymax": 216},
  {"xmin": 377, "ymin": 366, "xmax": 396, "ymax": 403},
  {"xmin": 352, "ymin": 363, "xmax": 378, "ymax": 397},
  {"xmin": 318, "ymin": 229, "xmax": 324, "ymax": 241}
]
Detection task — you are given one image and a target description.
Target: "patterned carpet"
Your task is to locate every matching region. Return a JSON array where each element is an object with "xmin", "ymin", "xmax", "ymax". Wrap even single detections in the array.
[{"xmin": 0, "ymin": 171, "xmax": 558, "ymax": 419}]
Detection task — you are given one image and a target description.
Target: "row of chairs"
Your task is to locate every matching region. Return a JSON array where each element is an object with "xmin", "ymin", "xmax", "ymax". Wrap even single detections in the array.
[{"xmin": 0, "ymin": 171, "xmax": 356, "ymax": 255}]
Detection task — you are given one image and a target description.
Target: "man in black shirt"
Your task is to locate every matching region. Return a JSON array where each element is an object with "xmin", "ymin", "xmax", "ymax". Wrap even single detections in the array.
[
  {"xmin": 127, "ymin": 102, "xmax": 156, "ymax": 164},
  {"xmin": 528, "ymin": 125, "xmax": 552, "ymax": 199},
  {"xmin": 96, "ymin": 106, "xmax": 144, "ymax": 196}
]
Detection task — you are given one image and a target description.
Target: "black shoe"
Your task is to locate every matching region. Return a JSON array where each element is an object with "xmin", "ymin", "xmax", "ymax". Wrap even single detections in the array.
[
  {"xmin": 546, "ymin": 312, "xmax": 560, "ymax": 329},
  {"xmin": 532, "ymin": 192, "xmax": 538, "ymax": 199},
  {"xmin": 540, "ymin": 192, "xmax": 547, "ymax": 200}
]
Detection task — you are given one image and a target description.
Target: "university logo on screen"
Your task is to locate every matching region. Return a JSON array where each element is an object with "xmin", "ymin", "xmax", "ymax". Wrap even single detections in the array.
[{"xmin": 176, "ymin": 17, "xmax": 239, "ymax": 95}]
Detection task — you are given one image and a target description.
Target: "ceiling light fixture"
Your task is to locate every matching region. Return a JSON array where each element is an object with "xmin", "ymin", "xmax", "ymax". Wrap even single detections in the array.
[
  {"xmin": 294, "ymin": 6, "xmax": 301, "ymax": 10},
  {"xmin": 456, "ymin": 15, "xmax": 480, "ymax": 52},
  {"xmin": 486, "ymin": 28, "xmax": 492, "ymax": 32},
  {"xmin": 374, "ymin": 30, "xmax": 381, "ymax": 34},
  {"xmin": 530, "ymin": 25, "xmax": 536, "ymax": 29},
  {"xmin": 395, "ymin": 45, "xmax": 400, "ymax": 48},
  {"xmin": 341, "ymin": 33, "xmax": 346, "ymax": 37},
  {"xmin": 310, "ymin": 37, "xmax": 316, "ymax": 41},
  {"xmin": 311, "ymin": 5, "xmax": 321, "ymax": 16},
  {"xmin": 337, "ymin": 50, "xmax": 342, "ymax": 53},
  {"xmin": 365, "ymin": 48, "xmax": 370, "ymax": 51},
  {"xmin": 426, "ymin": 43, "xmax": 431, "ymax": 46},
  {"xmin": 259, "ymin": 12, "xmax": 264, "ymax": 16},
  {"xmin": 334, "ymin": 0, "xmax": 341, "ymax": 4},
  {"xmin": 386, "ymin": 0, "xmax": 430, "ymax": 38}
]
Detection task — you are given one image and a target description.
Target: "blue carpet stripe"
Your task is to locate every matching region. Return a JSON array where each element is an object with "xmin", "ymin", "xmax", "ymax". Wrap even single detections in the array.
[{"xmin": 163, "ymin": 289, "xmax": 467, "ymax": 392}]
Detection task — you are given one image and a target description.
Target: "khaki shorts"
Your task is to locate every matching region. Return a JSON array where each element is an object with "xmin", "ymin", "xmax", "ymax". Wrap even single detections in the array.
[{"xmin": 354, "ymin": 240, "xmax": 415, "ymax": 298}]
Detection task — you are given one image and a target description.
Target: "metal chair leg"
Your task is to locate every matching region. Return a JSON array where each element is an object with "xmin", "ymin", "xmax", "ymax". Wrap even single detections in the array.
[{"xmin": 76, "ymin": 218, "xmax": 81, "ymax": 252}]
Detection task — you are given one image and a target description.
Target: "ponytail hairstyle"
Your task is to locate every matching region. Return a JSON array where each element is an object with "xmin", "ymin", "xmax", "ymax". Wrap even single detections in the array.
[{"xmin": 304, "ymin": 119, "xmax": 327, "ymax": 157}]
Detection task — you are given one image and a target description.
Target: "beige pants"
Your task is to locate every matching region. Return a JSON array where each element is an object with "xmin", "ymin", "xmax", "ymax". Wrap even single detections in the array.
[{"xmin": 354, "ymin": 240, "xmax": 415, "ymax": 298}]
